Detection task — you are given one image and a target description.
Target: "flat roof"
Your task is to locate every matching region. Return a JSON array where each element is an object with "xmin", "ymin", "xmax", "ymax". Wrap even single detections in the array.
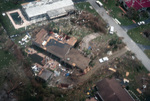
[
  {"xmin": 23, "ymin": 0, "xmax": 74, "ymax": 18},
  {"xmin": 64, "ymin": 48, "xmax": 90, "ymax": 70},
  {"xmin": 29, "ymin": 53, "xmax": 43, "ymax": 66},
  {"xmin": 47, "ymin": 8, "xmax": 67, "ymax": 19},
  {"xmin": 38, "ymin": 69, "xmax": 53, "ymax": 81},
  {"xmin": 46, "ymin": 39, "xmax": 71, "ymax": 59}
]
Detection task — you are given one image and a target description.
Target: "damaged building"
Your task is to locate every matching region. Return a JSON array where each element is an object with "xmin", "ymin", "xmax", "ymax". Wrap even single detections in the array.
[{"xmin": 32, "ymin": 29, "xmax": 91, "ymax": 73}]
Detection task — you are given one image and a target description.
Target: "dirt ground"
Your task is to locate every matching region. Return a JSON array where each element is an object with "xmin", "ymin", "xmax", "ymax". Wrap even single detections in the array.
[
  {"xmin": 78, "ymin": 47, "xmax": 127, "ymax": 84},
  {"xmin": 80, "ymin": 33, "xmax": 100, "ymax": 50},
  {"xmin": 63, "ymin": 50, "xmax": 150, "ymax": 101}
]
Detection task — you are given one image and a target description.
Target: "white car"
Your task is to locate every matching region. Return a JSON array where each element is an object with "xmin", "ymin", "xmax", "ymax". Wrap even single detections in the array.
[
  {"xmin": 99, "ymin": 57, "xmax": 109, "ymax": 63},
  {"xmin": 96, "ymin": 1, "xmax": 103, "ymax": 7},
  {"xmin": 109, "ymin": 26, "xmax": 114, "ymax": 34},
  {"xmin": 103, "ymin": 57, "xmax": 109, "ymax": 61},
  {"xmin": 99, "ymin": 58, "xmax": 104, "ymax": 63},
  {"xmin": 137, "ymin": 21, "xmax": 145, "ymax": 25}
]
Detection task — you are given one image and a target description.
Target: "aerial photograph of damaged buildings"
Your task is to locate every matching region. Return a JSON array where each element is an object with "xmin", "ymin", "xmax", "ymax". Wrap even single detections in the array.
[{"xmin": 0, "ymin": 0, "xmax": 150, "ymax": 101}]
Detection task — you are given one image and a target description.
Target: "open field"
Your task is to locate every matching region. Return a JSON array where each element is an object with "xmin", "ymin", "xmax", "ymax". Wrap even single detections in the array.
[
  {"xmin": 100, "ymin": 0, "xmax": 133, "ymax": 25},
  {"xmin": 75, "ymin": 2, "xmax": 99, "ymax": 16},
  {"xmin": 127, "ymin": 24, "xmax": 150, "ymax": 46},
  {"xmin": 47, "ymin": 19, "xmax": 94, "ymax": 41},
  {"xmin": 144, "ymin": 50, "xmax": 150, "ymax": 59},
  {"xmin": 0, "ymin": 50, "xmax": 15, "ymax": 68}
]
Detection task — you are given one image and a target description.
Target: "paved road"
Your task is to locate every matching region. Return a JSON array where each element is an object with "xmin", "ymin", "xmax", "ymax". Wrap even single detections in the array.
[
  {"xmin": 81, "ymin": 33, "xmax": 100, "ymax": 50},
  {"xmin": 88, "ymin": 0, "xmax": 150, "ymax": 71},
  {"xmin": 121, "ymin": 24, "xmax": 137, "ymax": 31}
]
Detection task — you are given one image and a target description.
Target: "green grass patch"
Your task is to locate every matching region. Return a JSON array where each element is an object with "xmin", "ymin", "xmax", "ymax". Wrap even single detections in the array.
[
  {"xmin": 94, "ymin": 33, "xmax": 117, "ymax": 42},
  {"xmin": 75, "ymin": 2, "xmax": 99, "ymax": 16},
  {"xmin": 127, "ymin": 24, "xmax": 150, "ymax": 46},
  {"xmin": 144, "ymin": 49, "xmax": 150, "ymax": 59},
  {"xmin": 72, "ymin": 27, "xmax": 93, "ymax": 40},
  {"xmin": 0, "ymin": 50, "xmax": 15, "ymax": 68},
  {"xmin": 100, "ymin": 0, "xmax": 133, "ymax": 25}
]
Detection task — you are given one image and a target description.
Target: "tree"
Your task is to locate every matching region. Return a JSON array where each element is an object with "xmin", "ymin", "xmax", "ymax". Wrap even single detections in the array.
[{"xmin": 126, "ymin": 7, "xmax": 139, "ymax": 20}]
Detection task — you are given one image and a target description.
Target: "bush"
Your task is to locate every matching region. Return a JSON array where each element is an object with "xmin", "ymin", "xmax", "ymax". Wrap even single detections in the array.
[
  {"xmin": 89, "ymin": 61, "xmax": 95, "ymax": 67},
  {"xmin": 109, "ymin": 37, "xmax": 124, "ymax": 51},
  {"xmin": 83, "ymin": 49, "xmax": 91, "ymax": 56},
  {"xmin": 109, "ymin": 38, "xmax": 117, "ymax": 46},
  {"xmin": 126, "ymin": 7, "xmax": 139, "ymax": 20}
]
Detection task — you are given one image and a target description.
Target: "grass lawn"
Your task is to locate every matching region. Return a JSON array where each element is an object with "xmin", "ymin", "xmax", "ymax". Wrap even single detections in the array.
[
  {"xmin": 144, "ymin": 50, "xmax": 150, "ymax": 59},
  {"xmin": 127, "ymin": 24, "xmax": 150, "ymax": 46},
  {"xmin": 100, "ymin": 0, "xmax": 133, "ymax": 26},
  {"xmin": 94, "ymin": 33, "xmax": 117, "ymax": 42},
  {"xmin": 75, "ymin": 2, "xmax": 99, "ymax": 16},
  {"xmin": 0, "ymin": 50, "xmax": 15, "ymax": 68}
]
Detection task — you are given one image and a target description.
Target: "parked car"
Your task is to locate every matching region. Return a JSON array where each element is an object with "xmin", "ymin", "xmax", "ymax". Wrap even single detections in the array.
[
  {"xmin": 96, "ymin": 0, "xmax": 103, "ymax": 7},
  {"xmin": 109, "ymin": 26, "xmax": 114, "ymax": 34},
  {"xmin": 99, "ymin": 57, "xmax": 109, "ymax": 63},
  {"xmin": 137, "ymin": 21, "xmax": 145, "ymax": 25}
]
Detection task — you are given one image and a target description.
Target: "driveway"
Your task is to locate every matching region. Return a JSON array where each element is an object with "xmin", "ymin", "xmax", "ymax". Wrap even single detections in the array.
[
  {"xmin": 137, "ymin": 44, "xmax": 150, "ymax": 51},
  {"xmin": 79, "ymin": 48, "xmax": 127, "ymax": 83},
  {"xmin": 88, "ymin": 0, "xmax": 150, "ymax": 71},
  {"xmin": 122, "ymin": 18, "xmax": 150, "ymax": 31},
  {"xmin": 81, "ymin": 33, "xmax": 100, "ymax": 50}
]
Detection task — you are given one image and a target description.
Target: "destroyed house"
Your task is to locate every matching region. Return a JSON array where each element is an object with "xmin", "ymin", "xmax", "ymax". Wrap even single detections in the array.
[
  {"xmin": 33, "ymin": 29, "xmax": 90, "ymax": 72},
  {"xmin": 37, "ymin": 69, "xmax": 53, "ymax": 82},
  {"xmin": 96, "ymin": 78, "xmax": 134, "ymax": 101}
]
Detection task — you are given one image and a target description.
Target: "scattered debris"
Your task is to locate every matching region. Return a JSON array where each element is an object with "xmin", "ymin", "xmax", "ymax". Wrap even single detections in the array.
[
  {"xmin": 18, "ymin": 34, "xmax": 31, "ymax": 46},
  {"xmin": 147, "ymin": 73, "xmax": 150, "ymax": 77},
  {"xmin": 54, "ymin": 71, "xmax": 60, "ymax": 77},
  {"xmin": 107, "ymin": 51, "xmax": 112, "ymax": 56},
  {"xmin": 114, "ymin": 65, "xmax": 117, "ymax": 69},
  {"xmin": 126, "ymin": 72, "xmax": 129, "ymax": 77},
  {"xmin": 89, "ymin": 6, "xmax": 93, "ymax": 9},
  {"xmin": 123, "ymin": 78, "xmax": 129, "ymax": 83},
  {"xmin": 136, "ymin": 88, "xmax": 142, "ymax": 94},
  {"xmin": 108, "ymin": 68, "xmax": 116, "ymax": 72},
  {"xmin": 58, "ymin": 83, "xmax": 71, "ymax": 89},
  {"xmin": 132, "ymin": 56, "xmax": 135, "ymax": 60},
  {"xmin": 143, "ymin": 85, "xmax": 146, "ymax": 89}
]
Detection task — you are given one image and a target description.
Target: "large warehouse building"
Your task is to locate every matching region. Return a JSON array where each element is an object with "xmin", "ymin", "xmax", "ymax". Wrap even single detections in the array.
[{"xmin": 21, "ymin": 0, "xmax": 75, "ymax": 22}]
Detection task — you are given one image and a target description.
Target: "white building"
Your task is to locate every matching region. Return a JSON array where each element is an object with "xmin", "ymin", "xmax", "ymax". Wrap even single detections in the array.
[{"xmin": 21, "ymin": 0, "xmax": 75, "ymax": 22}]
